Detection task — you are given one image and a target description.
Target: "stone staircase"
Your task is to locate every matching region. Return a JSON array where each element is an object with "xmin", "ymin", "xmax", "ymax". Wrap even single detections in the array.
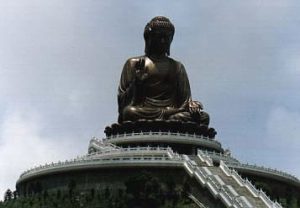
[
  {"xmin": 208, "ymin": 166, "xmax": 266, "ymax": 207},
  {"xmin": 183, "ymin": 151, "xmax": 283, "ymax": 208}
]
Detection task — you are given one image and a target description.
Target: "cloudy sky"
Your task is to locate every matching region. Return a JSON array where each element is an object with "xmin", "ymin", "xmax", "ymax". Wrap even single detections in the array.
[{"xmin": 1, "ymin": 0, "xmax": 300, "ymax": 196}]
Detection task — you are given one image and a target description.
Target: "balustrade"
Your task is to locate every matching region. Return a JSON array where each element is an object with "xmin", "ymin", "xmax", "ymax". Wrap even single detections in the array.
[
  {"xmin": 219, "ymin": 160, "xmax": 283, "ymax": 208},
  {"xmin": 19, "ymin": 143, "xmax": 287, "ymax": 208},
  {"xmin": 228, "ymin": 162, "xmax": 299, "ymax": 183},
  {"xmin": 19, "ymin": 146, "xmax": 179, "ymax": 179},
  {"xmin": 200, "ymin": 150, "xmax": 299, "ymax": 183},
  {"xmin": 105, "ymin": 131, "xmax": 217, "ymax": 142},
  {"xmin": 195, "ymin": 165, "xmax": 250, "ymax": 208}
]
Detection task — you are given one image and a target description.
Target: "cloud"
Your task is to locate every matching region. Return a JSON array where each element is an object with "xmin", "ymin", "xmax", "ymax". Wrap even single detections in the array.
[
  {"xmin": 284, "ymin": 53, "xmax": 300, "ymax": 76},
  {"xmin": 266, "ymin": 106, "xmax": 300, "ymax": 146},
  {"xmin": 0, "ymin": 108, "xmax": 82, "ymax": 197},
  {"xmin": 261, "ymin": 106, "xmax": 300, "ymax": 176}
]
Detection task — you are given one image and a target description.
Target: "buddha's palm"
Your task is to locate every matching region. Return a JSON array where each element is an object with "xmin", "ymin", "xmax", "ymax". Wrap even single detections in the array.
[{"xmin": 188, "ymin": 100, "xmax": 203, "ymax": 115}]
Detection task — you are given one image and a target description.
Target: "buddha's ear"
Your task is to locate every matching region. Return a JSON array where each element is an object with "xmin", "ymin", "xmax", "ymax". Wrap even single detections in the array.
[
  {"xmin": 166, "ymin": 45, "xmax": 170, "ymax": 56},
  {"xmin": 144, "ymin": 38, "xmax": 150, "ymax": 56},
  {"xmin": 166, "ymin": 39, "xmax": 172, "ymax": 56}
]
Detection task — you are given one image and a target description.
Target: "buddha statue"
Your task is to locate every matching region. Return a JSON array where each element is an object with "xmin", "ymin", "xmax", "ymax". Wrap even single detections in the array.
[{"xmin": 118, "ymin": 16, "xmax": 209, "ymax": 127}]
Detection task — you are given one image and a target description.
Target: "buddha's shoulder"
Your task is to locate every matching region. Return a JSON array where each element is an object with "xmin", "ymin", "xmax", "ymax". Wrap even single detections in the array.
[
  {"xmin": 125, "ymin": 56, "xmax": 145, "ymax": 65},
  {"xmin": 167, "ymin": 57, "xmax": 182, "ymax": 65},
  {"xmin": 167, "ymin": 57, "xmax": 186, "ymax": 71},
  {"xmin": 124, "ymin": 56, "xmax": 184, "ymax": 69}
]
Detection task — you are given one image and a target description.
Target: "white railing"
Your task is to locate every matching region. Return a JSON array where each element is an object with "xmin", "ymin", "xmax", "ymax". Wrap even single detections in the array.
[
  {"xmin": 200, "ymin": 150, "xmax": 240, "ymax": 164},
  {"xmin": 227, "ymin": 162, "xmax": 300, "ymax": 183},
  {"xmin": 182, "ymin": 154, "xmax": 253, "ymax": 208},
  {"xmin": 200, "ymin": 150, "xmax": 300, "ymax": 184},
  {"xmin": 18, "ymin": 143, "xmax": 285, "ymax": 208},
  {"xmin": 198, "ymin": 151, "xmax": 283, "ymax": 208},
  {"xmin": 220, "ymin": 161, "xmax": 283, "ymax": 208},
  {"xmin": 188, "ymin": 194, "xmax": 207, "ymax": 208},
  {"xmin": 89, "ymin": 138, "xmax": 121, "ymax": 153},
  {"xmin": 87, "ymin": 145, "xmax": 173, "ymax": 157},
  {"xmin": 197, "ymin": 150, "xmax": 213, "ymax": 166},
  {"xmin": 107, "ymin": 131, "xmax": 209, "ymax": 139},
  {"xmin": 195, "ymin": 165, "xmax": 253, "ymax": 208},
  {"xmin": 103, "ymin": 131, "xmax": 221, "ymax": 145},
  {"xmin": 19, "ymin": 156, "xmax": 176, "ymax": 179},
  {"xmin": 19, "ymin": 146, "xmax": 179, "ymax": 179}
]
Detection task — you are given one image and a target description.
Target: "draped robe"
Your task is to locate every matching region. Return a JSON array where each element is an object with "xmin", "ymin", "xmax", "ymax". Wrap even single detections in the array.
[{"xmin": 118, "ymin": 56, "xmax": 193, "ymax": 123}]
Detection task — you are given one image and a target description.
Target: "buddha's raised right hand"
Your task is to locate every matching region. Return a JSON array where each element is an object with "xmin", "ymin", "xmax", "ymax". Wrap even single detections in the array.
[{"xmin": 134, "ymin": 58, "xmax": 148, "ymax": 82}]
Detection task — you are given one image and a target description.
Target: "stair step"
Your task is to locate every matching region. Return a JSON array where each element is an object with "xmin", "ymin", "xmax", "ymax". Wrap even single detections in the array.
[
  {"xmin": 186, "ymin": 155, "xmax": 274, "ymax": 208},
  {"xmin": 208, "ymin": 166, "xmax": 267, "ymax": 207}
]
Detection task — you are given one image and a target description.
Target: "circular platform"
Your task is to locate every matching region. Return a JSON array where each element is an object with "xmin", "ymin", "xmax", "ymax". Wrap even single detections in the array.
[
  {"xmin": 100, "ymin": 131, "xmax": 223, "ymax": 154},
  {"xmin": 105, "ymin": 120, "xmax": 217, "ymax": 138}
]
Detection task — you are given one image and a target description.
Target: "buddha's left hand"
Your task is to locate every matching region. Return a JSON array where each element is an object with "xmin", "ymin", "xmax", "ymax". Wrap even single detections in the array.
[{"xmin": 189, "ymin": 100, "xmax": 203, "ymax": 114}]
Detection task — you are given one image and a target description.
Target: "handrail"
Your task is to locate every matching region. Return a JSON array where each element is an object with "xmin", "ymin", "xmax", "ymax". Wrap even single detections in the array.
[
  {"xmin": 101, "ymin": 131, "xmax": 220, "ymax": 144},
  {"xmin": 88, "ymin": 145, "xmax": 173, "ymax": 156},
  {"xmin": 188, "ymin": 194, "xmax": 207, "ymax": 208},
  {"xmin": 19, "ymin": 146, "xmax": 177, "ymax": 179},
  {"xmin": 197, "ymin": 150, "xmax": 213, "ymax": 166},
  {"xmin": 198, "ymin": 151, "xmax": 284, "ymax": 208},
  {"xmin": 196, "ymin": 165, "xmax": 252, "ymax": 208},
  {"xmin": 183, "ymin": 154, "xmax": 253, "ymax": 208},
  {"xmin": 200, "ymin": 150, "xmax": 300, "ymax": 184},
  {"xmin": 200, "ymin": 150, "xmax": 240, "ymax": 163},
  {"xmin": 227, "ymin": 162, "xmax": 300, "ymax": 183},
  {"xmin": 18, "ymin": 144, "xmax": 285, "ymax": 208},
  {"xmin": 19, "ymin": 155, "xmax": 179, "ymax": 179},
  {"xmin": 219, "ymin": 161, "xmax": 283, "ymax": 208}
]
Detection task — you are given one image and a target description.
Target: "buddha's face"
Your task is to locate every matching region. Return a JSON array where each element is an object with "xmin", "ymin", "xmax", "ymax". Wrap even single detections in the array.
[{"xmin": 148, "ymin": 31, "xmax": 173, "ymax": 56}]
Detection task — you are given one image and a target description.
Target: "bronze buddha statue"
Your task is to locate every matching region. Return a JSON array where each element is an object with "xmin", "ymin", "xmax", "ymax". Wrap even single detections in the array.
[{"xmin": 118, "ymin": 16, "xmax": 209, "ymax": 126}]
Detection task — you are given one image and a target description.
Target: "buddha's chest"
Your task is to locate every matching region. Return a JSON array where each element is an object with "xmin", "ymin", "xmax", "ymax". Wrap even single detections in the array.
[{"xmin": 144, "ymin": 59, "xmax": 176, "ymax": 83}]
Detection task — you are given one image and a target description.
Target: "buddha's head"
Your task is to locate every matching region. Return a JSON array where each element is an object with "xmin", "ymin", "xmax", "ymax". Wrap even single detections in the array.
[{"xmin": 144, "ymin": 16, "xmax": 175, "ymax": 57}]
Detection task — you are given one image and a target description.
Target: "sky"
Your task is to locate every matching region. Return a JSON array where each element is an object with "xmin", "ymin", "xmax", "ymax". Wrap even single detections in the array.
[{"xmin": 1, "ymin": 0, "xmax": 300, "ymax": 197}]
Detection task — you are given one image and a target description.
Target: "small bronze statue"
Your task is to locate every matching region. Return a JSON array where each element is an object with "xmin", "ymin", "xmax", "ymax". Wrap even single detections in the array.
[{"xmin": 118, "ymin": 16, "xmax": 210, "ymax": 126}]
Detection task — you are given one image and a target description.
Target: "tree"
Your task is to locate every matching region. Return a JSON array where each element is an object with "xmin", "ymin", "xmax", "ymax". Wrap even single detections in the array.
[
  {"xmin": 104, "ymin": 186, "xmax": 110, "ymax": 199},
  {"xmin": 125, "ymin": 171, "xmax": 163, "ymax": 208},
  {"xmin": 90, "ymin": 188, "xmax": 95, "ymax": 200},
  {"xmin": 4, "ymin": 189, "xmax": 12, "ymax": 202},
  {"xmin": 68, "ymin": 179, "xmax": 77, "ymax": 200},
  {"xmin": 43, "ymin": 190, "xmax": 49, "ymax": 201},
  {"xmin": 12, "ymin": 191, "xmax": 18, "ymax": 200},
  {"xmin": 56, "ymin": 189, "xmax": 62, "ymax": 200}
]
